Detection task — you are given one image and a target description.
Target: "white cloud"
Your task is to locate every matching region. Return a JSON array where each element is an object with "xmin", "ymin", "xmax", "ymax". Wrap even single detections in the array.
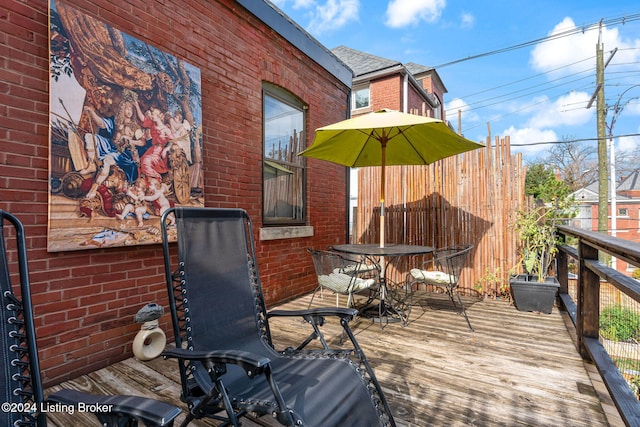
[
  {"xmin": 530, "ymin": 17, "xmax": 640, "ymax": 78},
  {"xmin": 502, "ymin": 125, "xmax": 559, "ymax": 157},
  {"xmin": 307, "ymin": 0, "xmax": 360, "ymax": 33},
  {"xmin": 292, "ymin": 0, "xmax": 316, "ymax": 8},
  {"xmin": 271, "ymin": 0, "xmax": 316, "ymax": 9},
  {"xmin": 626, "ymin": 100, "xmax": 640, "ymax": 116},
  {"xmin": 385, "ymin": 0, "xmax": 446, "ymax": 28},
  {"xmin": 617, "ymin": 135, "xmax": 638, "ymax": 153},
  {"xmin": 460, "ymin": 12, "xmax": 475, "ymax": 29},
  {"xmin": 496, "ymin": 91, "xmax": 591, "ymax": 157},
  {"xmin": 526, "ymin": 91, "xmax": 592, "ymax": 128},
  {"xmin": 445, "ymin": 98, "xmax": 479, "ymax": 124},
  {"xmin": 617, "ymin": 126, "xmax": 640, "ymax": 153},
  {"xmin": 523, "ymin": 17, "xmax": 640, "ymax": 161}
]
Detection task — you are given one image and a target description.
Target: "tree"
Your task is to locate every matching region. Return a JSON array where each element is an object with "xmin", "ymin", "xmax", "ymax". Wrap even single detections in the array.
[
  {"xmin": 525, "ymin": 163, "xmax": 571, "ymax": 203},
  {"xmin": 518, "ymin": 163, "xmax": 575, "ymax": 281},
  {"xmin": 540, "ymin": 136, "xmax": 640, "ymax": 191},
  {"xmin": 541, "ymin": 138, "xmax": 597, "ymax": 192}
]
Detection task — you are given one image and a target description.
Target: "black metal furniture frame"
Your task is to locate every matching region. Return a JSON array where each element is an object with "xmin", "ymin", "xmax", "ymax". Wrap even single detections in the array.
[
  {"xmin": 333, "ymin": 243, "xmax": 434, "ymax": 326},
  {"xmin": 307, "ymin": 248, "xmax": 379, "ymax": 310},
  {"xmin": 0, "ymin": 209, "xmax": 181, "ymax": 427},
  {"xmin": 409, "ymin": 245, "xmax": 474, "ymax": 331},
  {"xmin": 161, "ymin": 207, "xmax": 395, "ymax": 427}
]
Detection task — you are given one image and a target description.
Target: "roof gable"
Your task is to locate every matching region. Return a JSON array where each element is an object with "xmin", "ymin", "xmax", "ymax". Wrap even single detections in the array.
[
  {"xmin": 571, "ymin": 187, "xmax": 599, "ymax": 203},
  {"xmin": 618, "ymin": 169, "xmax": 640, "ymax": 192},
  {"xmin": 331, "ymin": 46, "xmax": 400, "ymax": 77},
  {"xmin": 405, "ymin": 62, "xmax": 432, "ymax": 75}
]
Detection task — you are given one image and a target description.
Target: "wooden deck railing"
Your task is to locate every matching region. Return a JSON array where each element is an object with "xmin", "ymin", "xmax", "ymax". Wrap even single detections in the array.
[{"xmin": 556, "ymin": 225, "xmax": 640, "ymax": 427}]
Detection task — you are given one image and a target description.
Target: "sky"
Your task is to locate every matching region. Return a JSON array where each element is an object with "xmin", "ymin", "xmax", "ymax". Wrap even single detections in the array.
[{"xmin": 270, "ymin": 0, "xmax": 640, "ymax": 163}]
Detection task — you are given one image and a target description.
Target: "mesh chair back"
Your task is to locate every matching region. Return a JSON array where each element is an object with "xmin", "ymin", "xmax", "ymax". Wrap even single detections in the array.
[
  {"xmin": 308, "ymin": 250, "xmax": 359, "ymax": 293},
  {"xmin": 0, "ymin": 211, "xmax": 46, "ymax": 427},
  {"xmin": 433, "ymin": 245, "xmax": 473, "ymax": 288},
  {"xmin": 162, "ymin": 208, "xmax": 275, "ymax": 393},
  {"xmin": 162, "ymin": 208, "xmax": 395, "ymax": 426}
]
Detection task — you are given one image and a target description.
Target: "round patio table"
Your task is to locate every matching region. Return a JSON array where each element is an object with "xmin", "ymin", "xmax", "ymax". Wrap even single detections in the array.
[{"xmin": 332, "ymin": 244, "xmax": 434, "ymax": 326}]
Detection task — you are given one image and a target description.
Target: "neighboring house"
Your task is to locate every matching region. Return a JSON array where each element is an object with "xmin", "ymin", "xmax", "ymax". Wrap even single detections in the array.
[
  {"xmin": 2, "ymin": 0, "xmax": 352, "ymax": 385},
  {"xmin": 330, "ymin": 46, "xmax": 449, "ymax": 239},
  {"xmin": 571, "ymin": 182, "xmax": 600, "ymax": 230},
  {"xmin": 331, "ymin": 46, "xmax": 446, "ymax": 120},
  {"xmin": 570, "ymin": 170, "xmax": 640, "ymax": 274}
]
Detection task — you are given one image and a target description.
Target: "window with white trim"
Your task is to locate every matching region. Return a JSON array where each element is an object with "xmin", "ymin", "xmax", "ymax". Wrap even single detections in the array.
[
  {"xmin": 353, "ymin": 85, "xmax": 370, "ymax": 110},
  {"xmin": 262, "ymin": 83, "xmax": 306, "ymax": 225}
]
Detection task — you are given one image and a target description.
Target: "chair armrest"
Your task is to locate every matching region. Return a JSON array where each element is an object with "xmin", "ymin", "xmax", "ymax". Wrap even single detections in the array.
[
  {"xmin": 268, "ymin": 307, "xmax": 358, "ymax": 319},
  {"xmin": 416, "ymin": 258, "xmax": 437, "ymax": 270},
  {"xmin": 47, "ymin": 388, "xmax": 181, "ymax": 427},
  {"xmin": 268, "ymin": 307, "xmax": 359, "ymax": 353},
  {"xmin": 162, "ymin": 347, "xmax": 271, "ymax": 377}
]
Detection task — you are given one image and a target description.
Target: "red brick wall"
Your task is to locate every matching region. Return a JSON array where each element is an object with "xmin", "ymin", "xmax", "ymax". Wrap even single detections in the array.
[
  {"xmin": 371, "ymin": 75, "xmax": 402, "ymax": 111},
  {"xmin": 589, "ymin": 202, "xmax": 640, "ymax": 273},
  {"xmin": 369, "ymin": 74, "xmax": 433, "ymax": 115},
  {"xmin": 406, "ymin": 84, "xmax": 427, "ymax": 115},
  {"xmin": 1, "ymin": 0, "xmax": 349, "ymax": 385},
  {"xmin": 419, "ymin": 75, "xmax": 446, "ymax": 119}
]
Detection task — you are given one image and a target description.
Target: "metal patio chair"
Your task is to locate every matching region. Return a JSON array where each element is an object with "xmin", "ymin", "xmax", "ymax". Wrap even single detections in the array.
[
  {"xmin": 0, "ymin": 210, "xmax": 181, "ymax": 427},
  {"xmin": 307, "ymin": 248, "xmax": 379, "ymax": 309},
  {"xmin": 408, "ymin": 244, "xmax": 474, "ymax": 331},
  {"xmin": 161, "ymin": 207, "xmax": 395, "ymax": 427}
]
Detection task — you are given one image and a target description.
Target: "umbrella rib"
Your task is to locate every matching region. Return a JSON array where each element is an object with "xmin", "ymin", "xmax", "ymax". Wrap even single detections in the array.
[
  {"xmin": 395, "ymin": 127, "xmax": 430, "ymax": 164},
  {"xmin": 350, "ymin": 128, "xmax": 381, "ymax": 166}
]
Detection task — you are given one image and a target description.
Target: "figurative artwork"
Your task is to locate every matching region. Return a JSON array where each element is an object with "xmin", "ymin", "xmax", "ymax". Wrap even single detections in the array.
[{"xmin": 48, "ymin": 0, "xmax": 203, "ymax": 251}]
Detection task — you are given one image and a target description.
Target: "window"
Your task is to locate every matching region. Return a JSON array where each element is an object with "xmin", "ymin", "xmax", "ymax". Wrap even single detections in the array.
[
  {"xmin": 618, "ymin": 208, "xmax": 628, "ymax": 217},
  {"xmin": 262, "ymin": 83, "xmax": 306, "ymax": 225},
  {"xmin": 353, "ymin": 85, "xmax": 370, "ymax": 109}
]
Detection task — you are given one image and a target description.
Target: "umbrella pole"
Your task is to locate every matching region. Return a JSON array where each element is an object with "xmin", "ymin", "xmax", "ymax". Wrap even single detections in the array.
[
  {"xmin": 380, "ymin": 141, "xmax": 386, "ymax": 249},
  {"xmin": 379, "ymin": 142, "xmax": 387, "ymax": 309}
]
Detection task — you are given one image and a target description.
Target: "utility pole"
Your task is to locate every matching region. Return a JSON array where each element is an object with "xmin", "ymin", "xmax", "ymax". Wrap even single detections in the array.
[
  {"xmin": 596, "ymin": 37, "xmax": 608, "ymax": 234},
  {"xmin": 586, "ymin": 23, "xmax": 615, "ymax": 234}
]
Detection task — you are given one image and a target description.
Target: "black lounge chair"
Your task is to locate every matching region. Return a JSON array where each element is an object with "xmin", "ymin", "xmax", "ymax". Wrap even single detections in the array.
[
  {"xmin": 0, "ymin": 210, "xmax": 181, "ymax": 427},
  {"xmin": 160, "ymin": 207, "xmax": 395, "ymax": 427},
  {"xmin": 408, "ymin": 244, "xmax": 474, "ymax": 330}
]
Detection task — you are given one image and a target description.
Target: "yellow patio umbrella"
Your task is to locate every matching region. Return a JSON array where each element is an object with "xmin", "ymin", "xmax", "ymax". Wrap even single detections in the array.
[{"xmin": 299, "ymin": 109, "xmax": 484, "ymax": 247}]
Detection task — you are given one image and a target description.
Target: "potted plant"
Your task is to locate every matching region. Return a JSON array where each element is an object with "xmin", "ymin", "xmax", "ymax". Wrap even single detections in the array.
[
  {"xmin": 509, "ymin": 164, "xmax": 573, "ymax": 313},
  {"xmin": 509, "ymin": 202, "xmax": 561, "ymax": 313}
]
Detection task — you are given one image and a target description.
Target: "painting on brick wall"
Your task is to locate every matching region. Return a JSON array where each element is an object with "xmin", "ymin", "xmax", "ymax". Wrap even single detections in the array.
[{"xmin": 47, "ymin": 0, "xmax": 204, "ymax": 251}]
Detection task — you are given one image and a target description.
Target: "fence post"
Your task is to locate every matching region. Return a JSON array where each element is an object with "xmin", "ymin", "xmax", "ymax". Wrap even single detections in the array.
[
  {"xmin": 577, "ymin": 239, "xmax": 600, "ymax": 360},
  {"xmin": 556, "ymin": 235, "xmax": 568, "ymax": 296}
]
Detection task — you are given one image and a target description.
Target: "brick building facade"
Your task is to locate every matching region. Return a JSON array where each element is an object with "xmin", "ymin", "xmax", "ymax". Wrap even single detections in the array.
[
  {"xmin": 332, "ymin": 46, "xmax": 447, "ymax": 119},
  {"xmin": 572, "ymin": 170, "xmax": 640, "ymax": 274},
  {"xmin": 1, "ymin": 0, "xmax": 352, "ymax": 385}
]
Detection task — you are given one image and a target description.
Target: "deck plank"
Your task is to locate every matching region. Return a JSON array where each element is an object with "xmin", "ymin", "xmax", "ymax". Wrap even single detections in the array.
[{"xmin": 45, "ymin": 292, "xmax": 615, "ymax": 426}]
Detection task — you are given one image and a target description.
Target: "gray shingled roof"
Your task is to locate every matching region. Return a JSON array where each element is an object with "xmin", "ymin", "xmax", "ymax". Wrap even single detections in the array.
[
  {"xmin": 331, "ymin": 46, "xmax": 401, "ymax": 77},
  {"xmin": 405, "ymin": 62, "xmax": 433, "ymax": 75},
  {"xmin": 618, "ymin": 169, "xmax": 640, "ymax": 192}
]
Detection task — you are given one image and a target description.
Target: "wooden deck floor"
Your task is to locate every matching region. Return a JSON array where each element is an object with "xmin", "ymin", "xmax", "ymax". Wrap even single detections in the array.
[{"xmin": 45, "ymin": 291, "xmax": 622, "ymax": 426}]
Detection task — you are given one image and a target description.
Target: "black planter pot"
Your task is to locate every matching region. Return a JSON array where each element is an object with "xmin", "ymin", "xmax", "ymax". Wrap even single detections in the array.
[{"xmin": 509, "ymin": 274, "xmax": 559, "ymax": 314}]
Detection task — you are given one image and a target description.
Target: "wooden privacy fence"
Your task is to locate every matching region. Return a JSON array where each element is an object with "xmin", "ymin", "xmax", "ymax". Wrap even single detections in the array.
[{"xmin": 355, "ymin": 136, "xmax": 525, "ymax": 298}]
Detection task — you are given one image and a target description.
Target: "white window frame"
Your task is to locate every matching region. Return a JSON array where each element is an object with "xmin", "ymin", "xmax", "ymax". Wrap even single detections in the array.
[
  {"xmin": 352, "ymin": 85, "xmax": 370, "ymax": 110},
  {"xmin": 262, "ymin": 83, "xmax": 306, "ymax": 225}
]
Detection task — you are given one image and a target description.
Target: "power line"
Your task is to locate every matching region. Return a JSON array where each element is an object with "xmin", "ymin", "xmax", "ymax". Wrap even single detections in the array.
[
  {"xmin": 448, "ymin": 71, "xmax": 594, "ymax": 114},
  {"xmin": 509, "ymin": 132, "xmax": 640, "ymax": 147},
  {"xmin": 433, "ymin": 13, "xmax": 640, "ymax": 70},
  {"xmin": 441, "ymin": 14, "xmax": 640, "ymax": 121},
  {"xmin": 449, "ymin": 63, "xmax": 640, "ymax": 119},
  {"xmin": 454, "ymin": 56, "xmax": 596, "ymax": 101}
]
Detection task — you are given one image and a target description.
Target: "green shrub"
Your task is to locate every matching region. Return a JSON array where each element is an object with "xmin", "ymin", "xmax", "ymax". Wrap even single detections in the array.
[
  {"xmin": 632, "ymin": 269, "xmax": 640, "ymax": 280},
  {"xmin": 600, "ymin": 305, "xmax": 640, "ymax": 342}
]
